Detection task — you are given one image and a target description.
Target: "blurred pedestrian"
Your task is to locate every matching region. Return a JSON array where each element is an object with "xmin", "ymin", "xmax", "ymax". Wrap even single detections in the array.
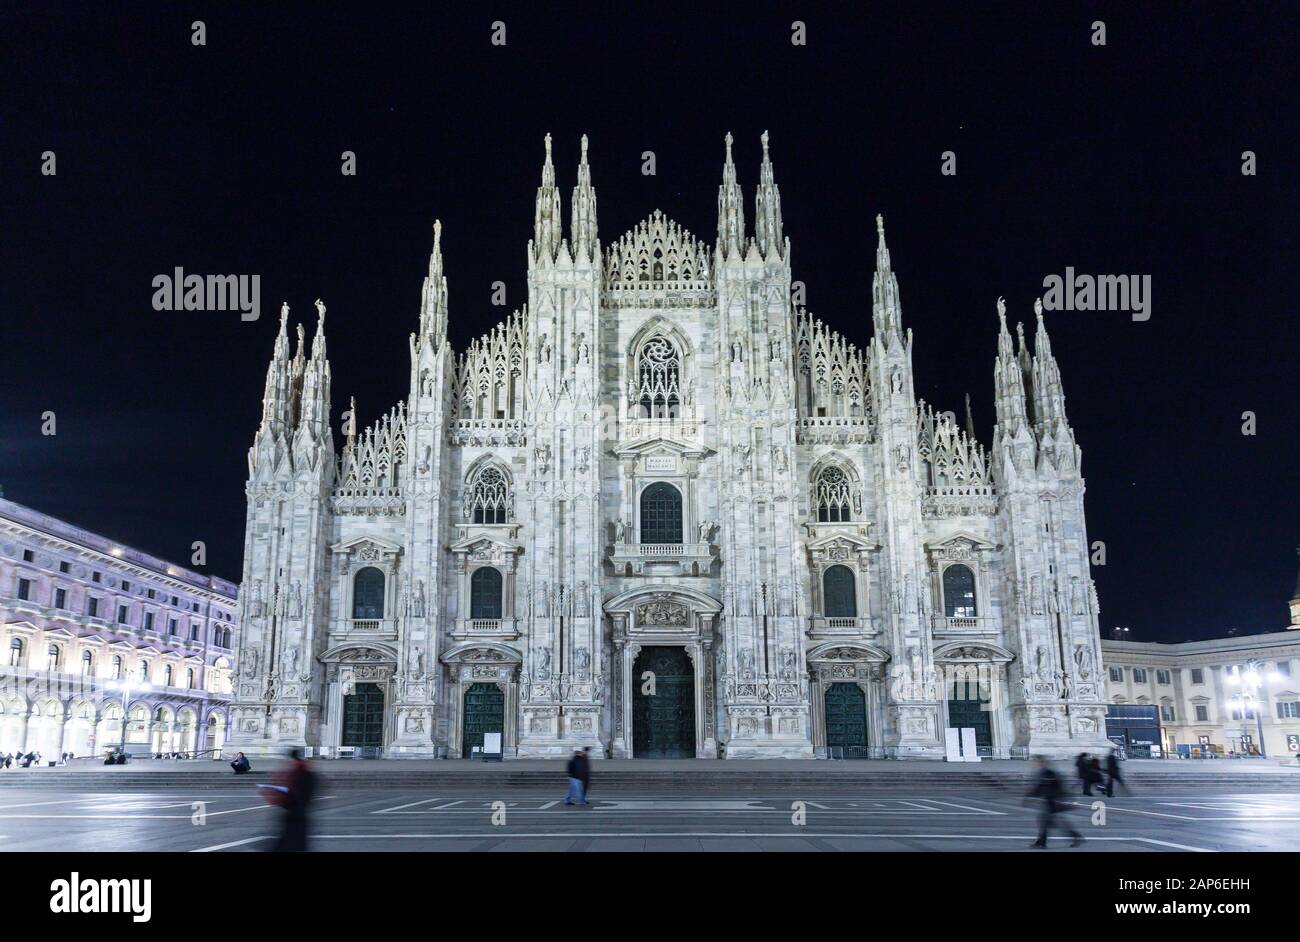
[
  {"xmin": 564, "ymin": 748, "xmax": 590, "ymax": 806},
  {"xmin": 262, "ymin": 748, "xmax": 317, "ymax": 852},
  {"xmin": 230, "ymin": 752, "xmax": 252, "ymax": 775},
  {"xmin": 1074, "ymin": 752, "xmax": 1094, "ymax": 795},
  {"xmin": 1028, "ymin": 755, "xmax": 1083, "ymax": 849},
  {"xmin": 1105, "ymin": 747, "xmax": 1129, "ymax": 796}
]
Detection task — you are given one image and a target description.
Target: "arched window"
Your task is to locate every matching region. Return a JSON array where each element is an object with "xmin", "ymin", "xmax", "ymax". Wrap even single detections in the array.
[
  {"xmin": 636, "ymin": 336, "xmax": 682, "ymax": 418},
  {"xmin": 942, "ymin": 564, "xmax": 977, "ymax": 618},
  {"xmin": 111, "ymin": 654, "xmax": 123, "ymax": 679},
  {"xmin": 46, "ymin": 643, "xmax": 60, "ymax": 672},
  {"xmin": 814, "ymin": 466, "xmax": 852, "ymax": 522},
  {"xmin": 352, "ymin": 567, "xmax": 385, "ymax": 620},
  {"xmin": 823, "ymin": 565, "xmax": 857, "ymax": 617},
  {"xmin": 8, "ymin": 638, "xmax": 22, "ymax": 667},
  {"xmin": 81, "ymin": 650, "xmax": 94, "ymax": 675},
  {"xmin": 639, "ymin": 482, "xmax": 683, "ymax": 544},
  {"xmin": 137, "ymin": 659, "xmax": 150, "ymax": 682},
  {"xmin": 186, "ymin": 668, "xmax": 195, "ymax": 689},
  {"xmin": 467, "ymin": 465, "xmax": 510, "ymax": 524},
  {"xmin": 163, "ymin": 664, "xmax": 174, "ymax": 687},
  {"xmin": 470, "ymin": 567, "xmax": 503, "ymax": 620}
]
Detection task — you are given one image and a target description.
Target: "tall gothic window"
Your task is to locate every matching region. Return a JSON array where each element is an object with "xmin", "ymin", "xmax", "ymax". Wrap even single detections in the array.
[
  {"xmin": 470, "ymin": 567, "xmax": 503, "ymax": 620},
  {"xmin": 467, "ymin": 465, "xmax": 510, "ymax": 524},
  {"xmin": 814, "ymin": 466, "xmax": 852, "ymax": 522},
  {"xmin": 352, "ymin": 567, "xmax": 385, "ymax": 620},
  {"xmin": 823, "ymin": 565, "xmax": 857, "ymax": 617},
  {"xmin": 943, "ymin": 564, "xmax": 977, "ymax": 618},
  {"xmin": 639, "ymin": 482, "xmax": 683, "ymax": 544},
  {"xmin": 636, "ymin": 336, "xmax": 682, "ymax": 418}
]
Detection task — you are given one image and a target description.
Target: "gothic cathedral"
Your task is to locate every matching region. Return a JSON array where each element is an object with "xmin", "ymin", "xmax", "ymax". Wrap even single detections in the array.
[{"xmin": 227, "ymin": 132, "xmax": 1112, "ymax": 760}]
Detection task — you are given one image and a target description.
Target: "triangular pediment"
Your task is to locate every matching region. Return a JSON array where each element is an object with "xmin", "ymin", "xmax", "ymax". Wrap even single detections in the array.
[
  {"xmin": 805, "ymin": 532, "xmax": 879, "ymax": 554},
  {"xmin": 449, "ymin": 535, "xmax": 523, "ymax": 557},
  {"xmin": 605, "ymin": 210, "xmax": 712, "ymax": 289},
  {"xmin": 614, "ymin": 436, "xmax": 709, "ymax": 460},
  {"xmin": 924, "ymin": 531, "xmax": 998, "ymax": 554},
  {"xmin": 330, "ymin": 535, "xmax": 404, "ymax": 556}
]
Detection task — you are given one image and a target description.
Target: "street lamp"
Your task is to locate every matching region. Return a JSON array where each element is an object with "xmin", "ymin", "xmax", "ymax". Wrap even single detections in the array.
[
  {"xmin": 105, "ymin": 677, "xmax": 151, "ymax": 758},
  {"xmin": 1226, "ymin": 660, "xmax": 1282, "ymax": 757},
  {"xmin": 1110, "ymin": 626, "xmax": 1131, "ymax": 641}
]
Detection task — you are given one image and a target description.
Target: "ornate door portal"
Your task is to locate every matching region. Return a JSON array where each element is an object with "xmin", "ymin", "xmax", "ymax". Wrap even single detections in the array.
[
  {"xmin": 824, "ymin": 682, "xmax": 868, "ymax": 758},
  {"xmin": 462, "ymin": 682, "xmax": 505, "ymax": 756},
  {"xmin": 947, "ymin": 694, "xmax": 993, "ymax": 757},
  {"xmin": 632, "ymin": 646, "xmax": 695, "ymax": 758},
  {"xmin": 342, "ymin": 682, "xmax": 385, "ymax": 750}
]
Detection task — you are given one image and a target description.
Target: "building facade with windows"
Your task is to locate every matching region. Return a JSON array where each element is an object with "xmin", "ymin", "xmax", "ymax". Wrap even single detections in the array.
[
  {"xmin": 0, "ymin": 498, "xmax": 238, "ymax": 758},
  {"xmin": 1102, "ymin": 570, "xmax": 1300, "ymax": 756},
  {"xmin": 227, "ymin": 133, "xmax": 1111, "ymax": 760}
]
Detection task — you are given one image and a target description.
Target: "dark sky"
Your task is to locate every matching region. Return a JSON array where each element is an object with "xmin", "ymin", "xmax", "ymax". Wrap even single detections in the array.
[{"xmin": 0, "ymin": 3, "xmax": 1295, "ymax": 643}]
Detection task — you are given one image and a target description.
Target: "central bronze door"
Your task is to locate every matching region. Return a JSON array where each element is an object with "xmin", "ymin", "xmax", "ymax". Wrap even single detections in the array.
[{"xmin": 632, "ymin": 646, "xmax": 695, "ymax": 758}]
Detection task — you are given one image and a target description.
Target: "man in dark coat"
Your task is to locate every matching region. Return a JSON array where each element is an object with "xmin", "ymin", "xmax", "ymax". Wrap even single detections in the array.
[
  {"xmin": 1105, "ymin": 747, "xmax": 1128, "ymax": 796},
  {"xmin": 264, "ymin": 748, "xmax": 317, "ymax": 852},
  {"xmin": 1028, "ymin": 756, "xmax": 1083, "ymax": 848},
  {"xmin": 1074, "ymin": 752, "xmax": 1094, "ymax": 795},
  {"xmin": 564, "ymin": 748, "xmax": 590, "ymax": 806},
  {"xmin": 230, "ymin": 752, "xmax": 252, "ymax": 775}
]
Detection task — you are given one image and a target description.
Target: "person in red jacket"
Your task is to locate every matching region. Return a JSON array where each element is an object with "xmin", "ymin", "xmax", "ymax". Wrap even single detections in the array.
[{"xmin": 261, "ymin": 748, "xmax": 317, "ymax": 851}]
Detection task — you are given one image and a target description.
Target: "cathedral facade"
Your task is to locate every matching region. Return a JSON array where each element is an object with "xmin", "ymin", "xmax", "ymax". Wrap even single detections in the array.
[{"xmin": 226, "ymin": 132, "xmax": 1112, "ymax": 760}]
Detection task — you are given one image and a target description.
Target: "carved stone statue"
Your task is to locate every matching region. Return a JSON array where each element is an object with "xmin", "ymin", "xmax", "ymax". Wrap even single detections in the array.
[
  {"xmin": 1073, "ymin": 643, "xmax": 1094, "ymax": 680},
  {"xmin": 996, "ymin": 296, "xmax": 1006, "ymax": 317},
  {"xmin": 414, "ymin": 580, "xmax": 426, "ymax": 618},
  {"xmin": 536, "ymin": 646, "xmax": 551, "ymax": 678},
  {"xmin": 1035, "ymin": 645, "xmax": 1051, "ymax": 681},
  {"xmin": 891, "ymin": 369, "xmax": 903, "ymax": 394},
  {"xmin": 738, "ymin": 649, "xmax": 754, "ymax": 679},
  {"xmin": 574, "ymin": 647, "xmax": 590, "ymax": 678},
  {"xmin": 612, "ymin": 518, "xmax": 626, "ymax": 543}
]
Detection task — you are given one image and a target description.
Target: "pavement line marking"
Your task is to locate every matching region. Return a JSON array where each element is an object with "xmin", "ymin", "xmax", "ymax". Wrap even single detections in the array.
[
  {"xmin": 926, "ymin": 799, "xmax": 1006, "ymax": 815},
  {"xmin": 372, "ymin": 797, "xmax": 442, "ymax": 814},
  {"xmin": 1063, "ymin": 801, "xmax": 1300, "ymax": 822},
  {"xmin": 297, "ymin": 832, "xmax": 1215, "ymax": 850},
  {"xmin": 192, "ymin": 836, "xmax": 271, "ymax": 852},
  {"xmin": 538, "ymin": 800, "xmax": 559, "ymax": 809},
  {"xmin": 0, "ymin": 804, "xmax": 275, "ymax": 820}
]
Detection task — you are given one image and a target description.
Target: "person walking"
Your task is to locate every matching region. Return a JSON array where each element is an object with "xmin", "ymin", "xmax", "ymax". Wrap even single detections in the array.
[
  {"xmin": 1105, "ymin": 747, "xmax": 1129, "ymax": 797},
  {"xmin": 1028, "ymin": 756, "xmax": 1083, "ymax": 849},
  {"xmin": 1074, "ymin": 752, "xmax": 1093, "ymax": 795},
  {"xmin": 564, "ymin": 748, "xmax": 590, "ymax": 806},
  {"xmin": 262, "ymin": 748, "xmax": 317, "ymax": 852}
]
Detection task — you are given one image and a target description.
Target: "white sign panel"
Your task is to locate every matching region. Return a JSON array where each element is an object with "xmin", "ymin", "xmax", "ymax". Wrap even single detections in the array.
[
  {"xmin": 943, "ymin": 727, "xmax": 962, "ymax": 762},
  {"xmin": 960, "ymin": 727, "xmax": 981, "ymax": 762},
  {"xmin": 646, "ymin": 456, "xmax": 676, "ymax": 472},
  {"xmin": 483, "ymin": 732, "xmax": 502, "ymax": 755}
]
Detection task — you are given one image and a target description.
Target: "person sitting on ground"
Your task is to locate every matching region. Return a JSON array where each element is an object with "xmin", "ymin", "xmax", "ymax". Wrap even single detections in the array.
[{"xmin": 230, "ymin": 752, "xmax": 252, "ymax": 775}]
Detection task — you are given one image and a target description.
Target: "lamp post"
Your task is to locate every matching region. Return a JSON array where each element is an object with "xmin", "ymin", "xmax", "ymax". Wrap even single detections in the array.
[
  {"xmin": 1226, "ymin": 660, "xmax": 1281, "ymax": 758},
  {"xmin": 106, "ymin": 677, "xmax": 152, "ymax": 757},
  {"xmin": 1110, "ymin": 626, "xmax": 1131, "ymax": 641}
]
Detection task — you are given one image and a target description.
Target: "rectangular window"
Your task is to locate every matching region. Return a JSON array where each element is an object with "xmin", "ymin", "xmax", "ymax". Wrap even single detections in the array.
[
  {"xmin": 1195, "ymin": 704, "xmax": 1209, "ymax": 722},
  {"xmin": 147, "ymin": 589, "xmax": 155, "ymax": 599},
  {"xmin": 54, "ymin": 588, "xmax": 67, "ymax": 609},
  {"xmin": 22, "ymin": 550, "xmax": 33, "ymax": 562},
  {"xmin": 1156, "ymin": 669, "xmax": 1171, "ymax": 685},
  {"xmin": 88, "ymin": 597, "xmax": 100, "ymax": 618},
  {"xmin": 1108, "ymin": 666, "xmax": 1123, "ymax": 682},
  {"xmin": 92, "ymin": 571, "xmax": 101, "ymax": 583},
  {"xmin": 1278, "ymin": 662, "xmax": 1292, "ymax": 678},
  {"xmin": 1132, "ymin": 668, "xmax": 1148, "ymax": 684},
  {"xmin": 143, "ymin": 612, "xmax": 154, "ymax": 631},
  {"xmin": 1191, "ymin": 668, "xmax": 1204, "ymax": 684},
  {"xmin": 17, "ymin": 578, "xmax": 32, "ymax": 601},
  {"xmin": 59, "ymin": 561, "xmax": 70, "ymax": 573},
  {"xmin": 122, "ymin": 581, "xmax": 130, "ymax": 591},
  {"xmin": 117, "ymin": 605, "xmax": 129, "ymax": 624},
  {"xmin": 168, "ymin": 619, "xmax": 177, "ymax": 636},
  {"xmin": 190, "ymin": 624, "xmax": 199, "ymax": 640},
  {"xmin": 1160, "ymin": 704, "xmax": 1176, "ymax": 722},
  {"xmin": 170, "ymin": 596, "xmax": 178, "ymax": 606},
  {"xmin": 1277, "ymin": 701, "xmax": 1300, "ymax": 720}
]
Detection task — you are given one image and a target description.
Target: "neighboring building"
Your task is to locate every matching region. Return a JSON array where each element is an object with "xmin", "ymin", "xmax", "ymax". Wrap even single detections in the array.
[
  {"xmin": 0, "ymin": 497, "xmax": 238, "ymax": 758},
  {"xmin": 227, "ymin": 132, "xmax": 1112, "ymax": 760},
  {"xmin": 1102, "ymin": 562, "xmax": 1300, "ymax": 757}
]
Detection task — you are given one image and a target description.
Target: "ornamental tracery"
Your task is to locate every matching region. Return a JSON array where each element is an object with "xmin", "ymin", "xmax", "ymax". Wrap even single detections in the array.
[{"xmin": 465, "ymin": 463, "xmax": 512, "ymax": 524}]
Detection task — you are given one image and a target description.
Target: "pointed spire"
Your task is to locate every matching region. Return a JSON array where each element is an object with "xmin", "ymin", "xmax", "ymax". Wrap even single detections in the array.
[
  {"xmin": 993, "ymin": 296, "xmax": 1030, "ymax": 433},
  {"xmin": 871, "ymin": 214, "xmax": 903, "ymax": 338},
  {"xmin": 257, "ymin": 302, "xmax": 293, "ymax": 435},
  {"xmin": 754, "ymin": 130, "xmax": 784, "ymax": 259},
  {"xmin": 571, "ymin": 133, "xmax": 599, "ymax": 263},
  {"xmin": 716, "ymin": 132, "xmax": 745, "ymax": 260},
  {"xmin": 1030, "ymin": 296, "xmax": 1068, "ymax": 428},
  {"xmin": 310, "ymin": 298, "xmax": 327, "ymax": 360},
  {"xmin": 419, "ymin": 220, "xmax": 449, "ymax": 344},
  {"xmin": 346, "ymin": 395, "xmax": 357, "ymax": 451},
  {"xmin": 532, "ymin": 133, "xmax": 562, "ymax": 265},
  {"xmin": 965, "ymin": 393, "xmax": 976, "ymax": 439}
]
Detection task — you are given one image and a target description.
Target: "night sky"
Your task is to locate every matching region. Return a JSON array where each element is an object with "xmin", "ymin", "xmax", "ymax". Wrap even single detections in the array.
[{"xmin": 0, "ymin": 4, "xmax": 1295, "ymax": 643}]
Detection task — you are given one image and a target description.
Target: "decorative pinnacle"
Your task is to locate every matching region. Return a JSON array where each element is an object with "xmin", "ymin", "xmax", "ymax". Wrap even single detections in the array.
[
  {"xmin": 761, "ymin": 130, "xmax": 769, "ymax": 158},
  {"xmin": 314, "ymin": 298, "xmax": 326, "ymax": 321},
  {"xmin": 580, "ymin": 134, "xmax": 588, "ymax": 160},
  {"xmin": 544, "ymin": 132, "xmax": 552, "ymax": 162},
  {"xmin": 997, "ymin": 296, "xmax": 1006, "ymax": 317},
  {"xmin": 876, "ymin": 213, "xmax": 885, "ymax": 235},
  {"xmin": 1034, "ymin": 297, "xmax": 1044, "ymax": 317},
  {"xmin": 724, "ymin": 131, "xmax": 734, "ymax": 161},
  {"xmin": 280, "ymin": 302, "xmax": 289, "ymax": 326},
  {"xmin": 433, "ymin": 218, "xmax": 442, "ymax": 250}
]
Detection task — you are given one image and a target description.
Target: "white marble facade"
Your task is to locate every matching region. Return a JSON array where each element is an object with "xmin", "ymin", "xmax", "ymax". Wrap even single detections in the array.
[{"xmin": 226, "ymin": 132, "xmax": 1112, "ymax": 760}]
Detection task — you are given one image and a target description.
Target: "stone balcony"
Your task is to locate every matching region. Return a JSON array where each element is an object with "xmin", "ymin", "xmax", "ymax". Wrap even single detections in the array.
[
  {"xmin": 930, "ymin": 615, "xmax": 997, "ymax": 636},
  {"xmin": 610, "ymin": 541, "xmax": 716, "ymax": 576}
]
